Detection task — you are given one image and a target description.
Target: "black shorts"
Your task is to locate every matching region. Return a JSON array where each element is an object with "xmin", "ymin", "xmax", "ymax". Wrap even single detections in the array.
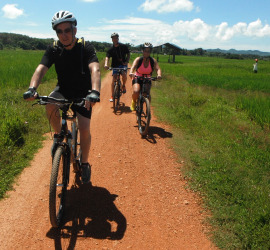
[
  {"xmin": 132, "ymin": 77, "xmax": 143, "ymax": 85},
  {"xmin": 50, "ymin": 87, "xmax": 92, "ymax": 119},
  {"xmin": 132, "ymin": 78, "xmax": 151, "ymax": 94}
]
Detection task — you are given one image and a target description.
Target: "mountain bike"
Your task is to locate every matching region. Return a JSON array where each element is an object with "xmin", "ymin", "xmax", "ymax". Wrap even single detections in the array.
[
  {"xmin": 109, "ymin": 67, "xmax": 129, "ymax": 113},
  {"xmin": 28, "ymin": 95, "xmax": 86, "ymax": 227},
  {"xmin": 135, "ymin": 76, "xmax": 157, "ymax": 136}
]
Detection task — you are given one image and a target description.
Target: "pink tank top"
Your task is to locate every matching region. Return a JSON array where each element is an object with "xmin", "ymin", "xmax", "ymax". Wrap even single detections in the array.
[{"xmin": 135, "ymin": 59, "xmax": 152, "ymax": 77}]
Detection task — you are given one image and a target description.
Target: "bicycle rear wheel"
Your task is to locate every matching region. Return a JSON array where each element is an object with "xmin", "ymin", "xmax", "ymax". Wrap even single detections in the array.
[
  {"xmin": 49, "ymin": 146, "xmax": 68, "ymax": 227},
  {"xmin": 138, "ymin": 96, "xmax": 151, "ymax": 136},
  {"xmin": 113, "ymin": 82, "xmax": 120, "ymax": 113}
]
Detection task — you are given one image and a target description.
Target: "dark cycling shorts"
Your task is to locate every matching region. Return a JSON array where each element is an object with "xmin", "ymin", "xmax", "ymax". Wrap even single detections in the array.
[
  {"xmin": 112, "ymin": 65, "xmax": 127, "ymax": 75},
  {"xmin": 49, "ymin": 87, "xmax": 92, "ymax": 119},
  {"xmin": 132, "ymin": 77, "xmax": 151, "ymax": 94}
]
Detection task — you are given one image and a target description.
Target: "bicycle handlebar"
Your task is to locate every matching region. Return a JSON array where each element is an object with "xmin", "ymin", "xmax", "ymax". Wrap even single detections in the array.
[
  {"xmin": 109, "ymin": 67, "xmax": 130, "ymax": 71},
  {"xmin": 35, "ymin": 95, "xmax": 85, "ymax": 107},
  {"xmin": 134, "ymin": 76, "xmax": 158, "ymax": 81}
]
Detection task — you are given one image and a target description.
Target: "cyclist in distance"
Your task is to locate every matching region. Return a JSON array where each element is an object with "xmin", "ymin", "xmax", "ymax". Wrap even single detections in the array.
[
  {"xmin": 104, "ymin": 33, "xmax": 130, "ymax": 102},
  {"xmin": 23, "ymin": 10, "xmax": 101, "ymax": 184},
  {"xmin": 129, "ymin": 42, "xmax": 162, "ymax": 111}
]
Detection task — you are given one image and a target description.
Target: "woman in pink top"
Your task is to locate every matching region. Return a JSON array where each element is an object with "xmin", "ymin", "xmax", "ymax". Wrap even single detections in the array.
[{"xmin": 129, "ymin": 43, "xmax": 162, "ymax": 111}]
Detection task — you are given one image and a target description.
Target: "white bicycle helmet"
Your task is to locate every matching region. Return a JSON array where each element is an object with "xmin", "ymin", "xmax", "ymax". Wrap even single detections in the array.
[
  {"xmin": 143, "ymin": 42, "xmax": 153, "ymax": 49},
  {"xmin": 52, "ymin": 10, "xmax": 77, "ymax": 30},
  {"xmin": 111, "ymin": 32, "xmax": 119, "ymax": 38}
]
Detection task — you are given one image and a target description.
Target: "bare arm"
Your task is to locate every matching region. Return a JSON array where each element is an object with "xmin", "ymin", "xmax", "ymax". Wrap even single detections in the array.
[
  {"xmin": 154, "ymin": 58, "xmax": 162, "ymax": 79},
  {"xmin": 104, "ymin": 57, "xmax": 110, "ymax": 69},
  {"xmin": 89, "ymin": 62, "xmax": 101, "ymax": 92},
  {"xmin": 29, "ymin": 64, "xmax": 49, "ymax": 89},
  {"xmin": 129, "ymin": 57, "xmax": 140, "ymax": 77},
  {"xmin": 85, "ymin": 61, "xmax": 101, "ymax": 109},
  {"xmin": 24, "ymin": 64, "xmax": 48, "ymax": 100},
  {"xmin": 125, "ymin": 52, "xmax": 130, "ymax": 66}
]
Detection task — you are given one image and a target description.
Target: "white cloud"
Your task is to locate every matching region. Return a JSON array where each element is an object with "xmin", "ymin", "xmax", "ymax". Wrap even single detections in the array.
[
  {"xmin": 82, "ymin": 17, "xmax": 270, "ymax": 50},
  {"xmin": 173, "ymin": 18, "xmax": 211, "ymax": 41},
  {"xmin": 2, "ymin": 4, "xmax": 24, "ymax": 19},
  {"xmin": 215, "ymin": 19, "xmax": 270, "ymax": 40},
  {"xmin": 80, "ymin": 0, "xmax": 99, "ymax": 2},
  {"xmin": 140, "ymin": 0, "xmax": 194, "ymax": 13},
  {"xmin": 245, "ymin": 19, "xmax": 270, "ymax": 37}
]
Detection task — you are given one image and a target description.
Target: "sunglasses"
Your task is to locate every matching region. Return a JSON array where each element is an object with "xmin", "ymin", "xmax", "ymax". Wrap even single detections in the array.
[
  {"xmin": 143, "ymin": 49, "xmax": 151, "ymax": 53},
  {"xmin": 56, "ymin": 27, "xmax": 72, "ymax": 34}
]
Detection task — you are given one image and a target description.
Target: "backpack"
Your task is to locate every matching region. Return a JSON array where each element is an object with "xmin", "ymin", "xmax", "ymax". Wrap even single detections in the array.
[
  {"xmin": 53, "ymin": 37, "xmax": 85, "ymax": 74},
  {"xmin": 136, "ymin": 56, "xmax": 155, "ymax": 73}
]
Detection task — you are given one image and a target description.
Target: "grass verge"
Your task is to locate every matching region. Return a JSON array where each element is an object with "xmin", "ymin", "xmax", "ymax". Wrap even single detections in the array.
[{"xmin": 151, "ymin": 73, "xmax": 270, "ymax": 249}]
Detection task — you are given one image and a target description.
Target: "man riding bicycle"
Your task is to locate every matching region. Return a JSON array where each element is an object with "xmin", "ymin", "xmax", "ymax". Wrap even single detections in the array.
[
  {"xmin": 129, "ymin": 42, "xmax": 162, "ymax": 111},
  {"xmin": 104, "ymin": 33, "xmax": 130, "ymax": 102},
  {"xmin": 23, "ymin": 10, "xmax": 101, "ymax": 184}
]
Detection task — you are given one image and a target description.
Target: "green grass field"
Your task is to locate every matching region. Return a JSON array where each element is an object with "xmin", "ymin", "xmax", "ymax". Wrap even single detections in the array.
[
  {"xmin": 0, "ymin": 50, "xmax": 270, "ymax": 248},
  {"xmin": 151, "ymin": 54, "xmax": 270, "ymax": 248}
]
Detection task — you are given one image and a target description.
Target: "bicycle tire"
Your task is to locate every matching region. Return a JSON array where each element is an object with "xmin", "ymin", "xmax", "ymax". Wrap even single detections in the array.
[
  {"xmin": 113, "ymin": 83, "xmax": 120, "ymax": 113},
  {"xmin": 71, "ymin": 120, "xmax": 81, "ymax": 172},
  {"xmin": 138, "ymin": 96, "xmax": 151, "ymax": 136},
  {"xmin": 49, "ymin": 146, "xmax": 68, "ymax": 227}
]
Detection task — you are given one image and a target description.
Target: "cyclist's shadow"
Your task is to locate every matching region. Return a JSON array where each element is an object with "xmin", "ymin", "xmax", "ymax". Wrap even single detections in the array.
[
  {"xmin": 46, "ymin": 183, "xmax": 127, "ymax": 249},
  {"xmin": 143, "ymin": 126, "xmax": 173, "ymax": 144},
  {"xmin": 112, "ymin": 103, "xmax": 132, "ymax": 115}
]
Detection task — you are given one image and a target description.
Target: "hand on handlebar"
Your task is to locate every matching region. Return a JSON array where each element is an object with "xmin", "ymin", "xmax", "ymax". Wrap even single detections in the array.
[
  {"xmin": 85, "ymin": 90, "xmax": 100, "ymax": 110},
  {"xmin": 104, "ymin": 65, "xmax": 109, "ymax": 70},
  {"xmin": 157, "ymin": 75, "xmax": 162, "ymax": 80},
  {"xmin": 23, "ymin": 87, "xmax": 38, "ymax": 101}
]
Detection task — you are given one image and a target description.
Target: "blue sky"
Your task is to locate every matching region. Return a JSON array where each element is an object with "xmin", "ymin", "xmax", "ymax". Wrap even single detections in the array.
[{"xmin": 1, "ymin": 0, "xmax": 270, "ymax": 51}]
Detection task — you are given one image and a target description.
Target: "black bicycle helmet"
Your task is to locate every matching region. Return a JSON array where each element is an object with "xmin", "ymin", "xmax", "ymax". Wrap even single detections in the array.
[
  {"xmin": 111, "ymin": 32, "xmax": 119, "ymax": 38},
  {"xmin": 52, "ymin": 10, "xmax": 77, "ymax": 30}
]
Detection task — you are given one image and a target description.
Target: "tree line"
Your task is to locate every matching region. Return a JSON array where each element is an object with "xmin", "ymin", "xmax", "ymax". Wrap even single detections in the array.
[{"xmin": 1, "ymin": 32, "xmax": 268, "ymax": 60}]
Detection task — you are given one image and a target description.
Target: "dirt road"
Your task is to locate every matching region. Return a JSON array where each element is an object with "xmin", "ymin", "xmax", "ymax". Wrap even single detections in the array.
[{"xmin": 0, "ymin": 73, "xmax": 216, "ymax": 249}]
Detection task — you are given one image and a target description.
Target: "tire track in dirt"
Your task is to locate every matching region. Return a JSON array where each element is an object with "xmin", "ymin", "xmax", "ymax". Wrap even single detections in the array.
[{"xmin": 0, "ymin": 72, "xmax": 216, "ymax": 249}]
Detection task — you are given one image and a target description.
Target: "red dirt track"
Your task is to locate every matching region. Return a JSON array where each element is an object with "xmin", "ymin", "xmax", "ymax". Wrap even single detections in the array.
[{"xmin": 0, "ymin": 73, "xmax": 216, "ymax": 249}]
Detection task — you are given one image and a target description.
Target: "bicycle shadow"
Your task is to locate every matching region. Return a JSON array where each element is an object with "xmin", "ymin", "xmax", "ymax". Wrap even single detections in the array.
[
  {"xmin": 112, "ymin": 103, "xmax": 132, "ymax": 115},
  {"xmin": 46, "ymin": 183, "xmax": 127, "ymax": 249},
  {"xmin": 135, "ymin": 125, "xmax": 173, "ymax": 144}
]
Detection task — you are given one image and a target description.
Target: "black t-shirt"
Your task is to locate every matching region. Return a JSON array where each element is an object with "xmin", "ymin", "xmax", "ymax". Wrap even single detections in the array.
[
  {"xmin": 106, "ymin": 43, "xmax": 130, "ymax": 67},
  {"xmin": 40, "ymin": 40, "xmax": 99, "ymax": 98}
]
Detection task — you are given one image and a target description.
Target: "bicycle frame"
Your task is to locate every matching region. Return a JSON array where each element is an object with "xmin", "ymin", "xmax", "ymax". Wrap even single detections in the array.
[
  {"xmin": 35, "ymin": 95, "xmax": 84, "ymax": 227},
  {"xmin": 36, "ymin": 96, "xmax": 84, "ymax": 183},
  {"xmin": 109, "ymin": 67, "xmax": 129, "ymax": 113},
  {"xmin": 135, "ymin": 76, "xmax": 157, "ymax": 136}
]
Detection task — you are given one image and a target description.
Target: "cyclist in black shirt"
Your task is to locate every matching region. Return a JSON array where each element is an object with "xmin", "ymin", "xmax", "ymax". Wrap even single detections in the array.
[
  {"xmin": 23, "ymin": 10, "xmax": 101, "ymax": 183},
  {"xmin": 104, "ymin": 33, "xmax": 130, "ymax": 102}
]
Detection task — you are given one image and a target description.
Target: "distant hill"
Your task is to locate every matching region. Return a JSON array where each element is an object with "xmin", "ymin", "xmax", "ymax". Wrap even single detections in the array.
[
  {"xmin": 0, "ymin": 32, "xmax": 53, "ymax": 50},
  {"xmin": 207, "ymin": 48, "xmax": 270, "ymax": 57}
]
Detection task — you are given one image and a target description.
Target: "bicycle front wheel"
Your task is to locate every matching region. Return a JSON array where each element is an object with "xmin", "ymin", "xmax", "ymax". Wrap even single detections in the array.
[
  {"xmin": 49, "ymin": 146, "xmax": 68, "ymax": 227},
  {"xmin": 113, "ymin": 83, "xmax": 120, "ymax": 113},
  {"xmin": 71, "ymin": 120, "xmax": 81, "ymax": 172},
  {"xmin": 138, "ymin": 96, "xmax": 151, "ymax": 136}
]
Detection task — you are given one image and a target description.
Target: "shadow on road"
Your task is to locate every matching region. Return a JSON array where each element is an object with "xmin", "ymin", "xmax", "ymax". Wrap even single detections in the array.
[
  {"xmin": 144, "ymin": 126, "xmax": 173, "ymax": 143},
  {"xmin": 133, "ymin": 124, "xmax": 173, "ymax": 144},
  {"xmin": 46, "ymin": 184, "xmax": 127, "ymax": 249},
  {"xmin": 112, "ymin": 102, "xmax": 132, "ymax": 115}
]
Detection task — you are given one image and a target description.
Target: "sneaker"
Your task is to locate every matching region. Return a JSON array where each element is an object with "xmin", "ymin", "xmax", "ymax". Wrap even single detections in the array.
[
  {"xmin": 81, "ymin": 163, "xmax": 91, "ymax": 183},
  {"xmin": 122, "ymin": 85, "xmax": 126, "ymax": 94},
  {"xmin": 130, "ymin": 100, "xmax": 136, "ymax": 111},
  {"xmin": 109, "ymin": 97, "xmax": 113, "ymax": 102},
  {"xmin": 51, "ymin": 133, "xmax": 64, "ymax": 157}
]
